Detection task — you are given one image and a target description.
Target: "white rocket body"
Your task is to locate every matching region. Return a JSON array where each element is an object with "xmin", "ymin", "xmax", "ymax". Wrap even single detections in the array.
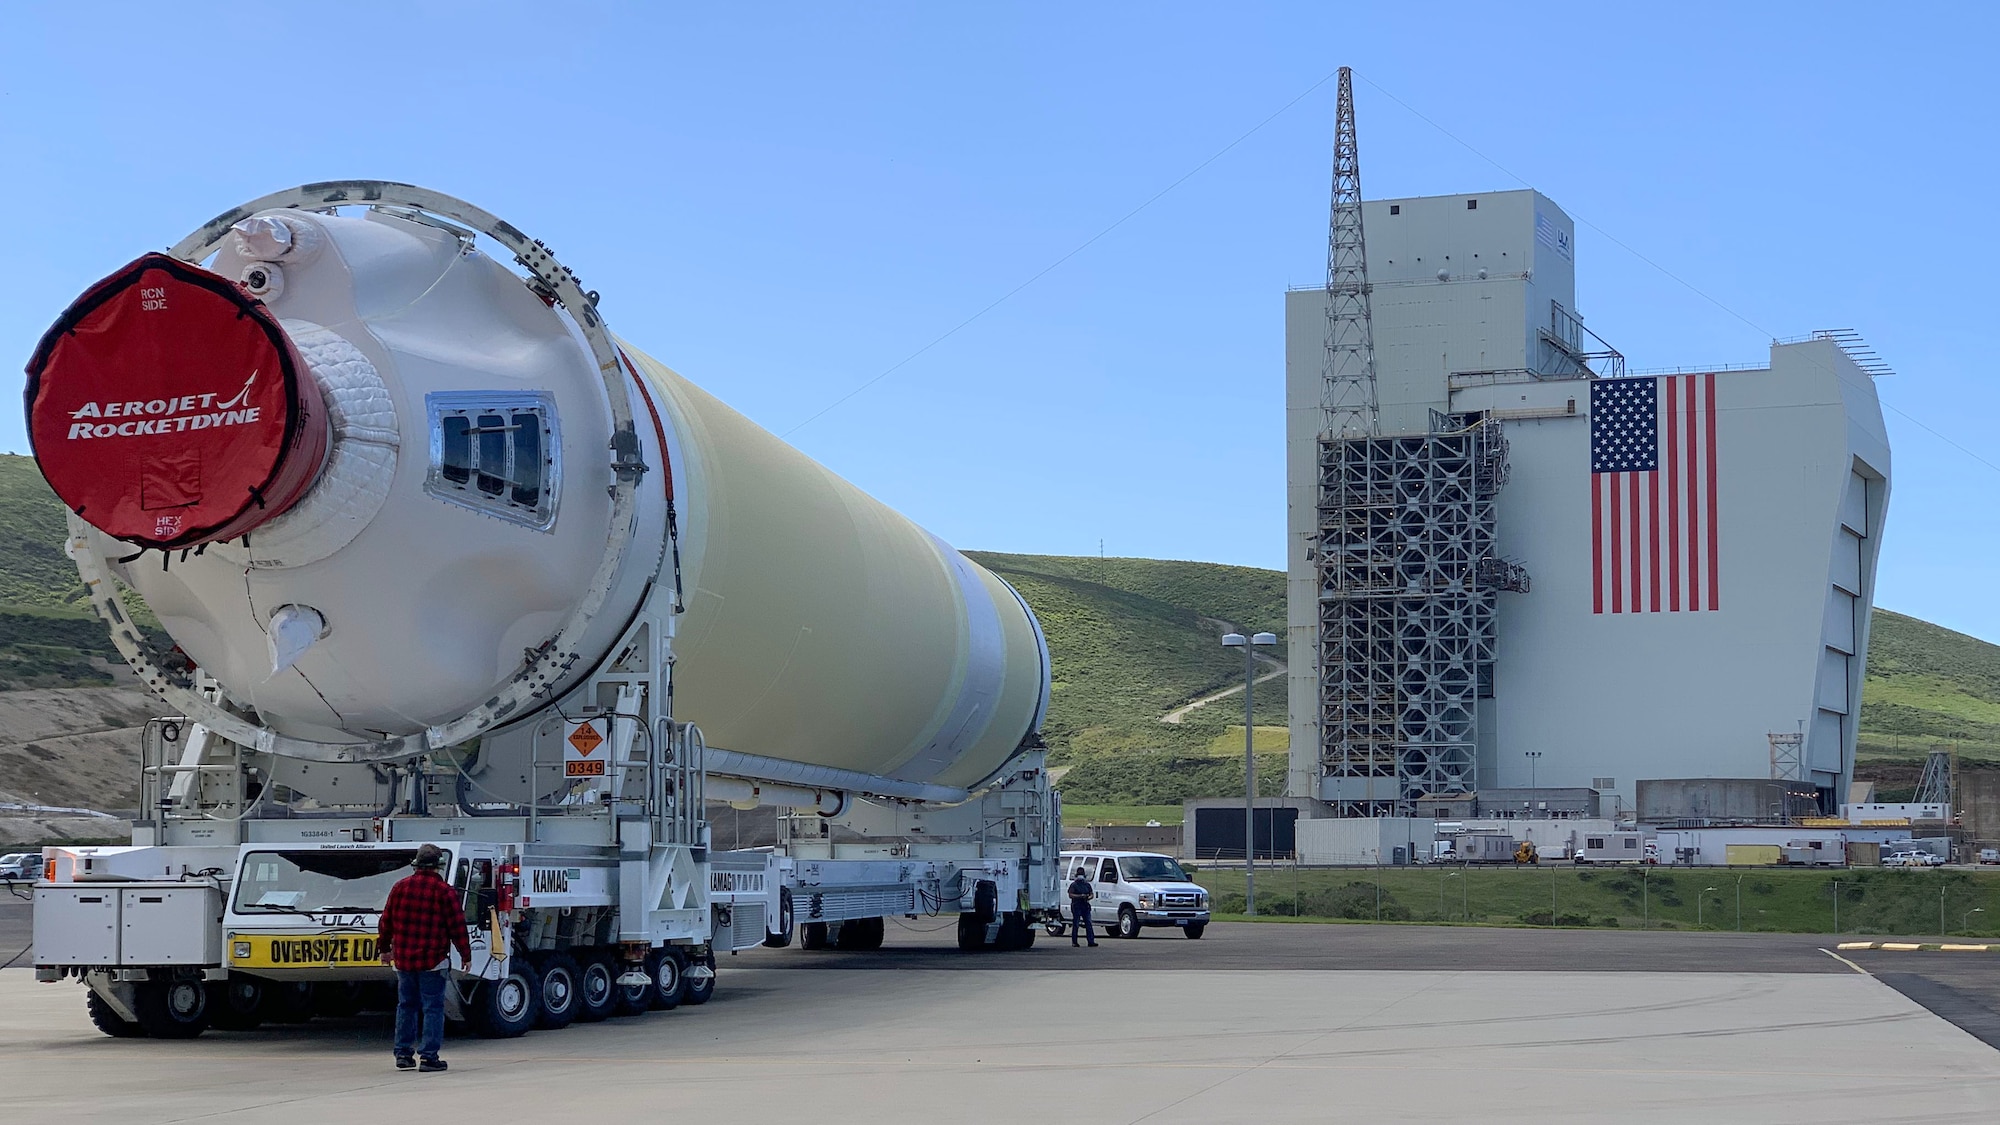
[{"xmin": 61, "ymin": 207, "xmax": 1049, "ymax": 794}]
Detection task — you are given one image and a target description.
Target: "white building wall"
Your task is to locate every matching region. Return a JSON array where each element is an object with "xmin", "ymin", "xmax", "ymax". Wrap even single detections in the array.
[
  {"xmin": 1450, "ymin": 340, "xmax": 1888, "ymax": 804},
  {"xmin": 1286, "ymin": 186, "xmax": 1890, "ymax": 810}
]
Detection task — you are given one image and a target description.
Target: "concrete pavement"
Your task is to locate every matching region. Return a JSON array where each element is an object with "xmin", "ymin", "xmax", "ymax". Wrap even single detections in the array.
[{"xmin": 4, "ymin": 945, "xmax": 1998, "ymax": 1122}]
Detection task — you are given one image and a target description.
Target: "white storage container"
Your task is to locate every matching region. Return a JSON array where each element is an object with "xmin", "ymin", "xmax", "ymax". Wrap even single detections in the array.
[
  {"xmin": 120, "ymin": 886, "xmax": 223, "ymax": 965},
  {"xmin": 33, "ymin": 886, "xmax": 121, "ymax": 965}
]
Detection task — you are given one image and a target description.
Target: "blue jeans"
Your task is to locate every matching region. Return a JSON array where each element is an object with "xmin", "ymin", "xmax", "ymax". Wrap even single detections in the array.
[
  {"xmin": 394, "ymin": 969, "xmax": 447, "ymax": 1059},
  {"xmin": 1071, "ymin": 903, "xmax": 1094, "ymax": 945}
]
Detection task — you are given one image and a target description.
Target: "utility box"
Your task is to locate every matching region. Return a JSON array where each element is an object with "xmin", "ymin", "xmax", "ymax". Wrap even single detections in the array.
[
  {"xmin": 1459, "ymin": 834, "xmax": 1517, "ymax": 863},
  {"xmin": 1847, "ymin": 841, "xmax": 1881, "ymax": 867},
  {"xmin": 1726, "ymin": 844, "xmax": 1781, "ymax": 866},
  {"xmin": 120, "ymin": 886, "xmax": 223, "ymax": 965},
  {"xmin": 34, "ymin": 885, "xmax": 121, "ymax": 965}
]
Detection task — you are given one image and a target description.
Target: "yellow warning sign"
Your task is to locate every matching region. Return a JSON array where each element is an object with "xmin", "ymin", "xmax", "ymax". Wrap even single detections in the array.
[{"xmin": 563, "ymin": 718, "xmax": 609, "ymax": 779}]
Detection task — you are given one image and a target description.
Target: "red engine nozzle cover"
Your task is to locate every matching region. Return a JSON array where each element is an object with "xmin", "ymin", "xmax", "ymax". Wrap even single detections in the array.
[{"xmin": 24, "ymin": 253, "xmax": 329, "ymax": 550}]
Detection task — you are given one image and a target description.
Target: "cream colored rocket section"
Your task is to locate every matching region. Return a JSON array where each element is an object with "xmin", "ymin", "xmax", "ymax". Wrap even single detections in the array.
[{"xmin": 621, "ymin": 348, "xmax": 1048, "ymax": 791}]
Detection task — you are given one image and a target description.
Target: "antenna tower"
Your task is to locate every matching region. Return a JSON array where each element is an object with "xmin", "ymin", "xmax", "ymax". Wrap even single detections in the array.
[{"xmin": 1321, "ymin": 67, "xmax": 1379, "ymax": 439}]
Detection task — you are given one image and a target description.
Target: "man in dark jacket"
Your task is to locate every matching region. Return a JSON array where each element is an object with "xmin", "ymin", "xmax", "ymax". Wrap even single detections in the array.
[
  {"xmin": 377, "ymin": 844, "xmax": 472, "ymax": 1072},
  {"xmin": 1068, "ymin": 867, "xmax": 1098, "ymax": 947}
]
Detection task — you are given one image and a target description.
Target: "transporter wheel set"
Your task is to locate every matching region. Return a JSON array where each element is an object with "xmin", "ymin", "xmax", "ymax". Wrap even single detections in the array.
[{"xmin": 82, "ymin": 948, "xmax": 714, "ymax": 1040}]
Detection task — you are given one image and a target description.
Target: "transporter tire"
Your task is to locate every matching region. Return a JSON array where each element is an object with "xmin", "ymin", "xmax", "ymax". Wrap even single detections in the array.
[
  {"xmin": 261, "ymin": 981, "xmax": 317, "ymax": 1023},
  {"xmin": 835, "ymin": 917, "xmax": 885, "ymax": 951},
  {"xmin": 995, "ymin": 912, "xmax": 1033, "ymax": 951},
  {"xmin": 799, "ymin": 921, "xmax": 830, "ymax": 951},
  {"xmin": 1183, "ymin": 923, "xmax": 1206, "ymax": 939},
  {"xmin": 207, "ymin": 974, "xmax": 265, "ymax": 1030},
  {"xmin": 956, "ymin": 912, "xmax": 985, "ymax": 951},
  {"xmin": 573, "ymin": 955, "xmax": 617, "ymax": 1023},
  {"xmin": 134, "ymin": 978, "xmax": 211, "ymax": 1039},
  {"xmin": 86, "ymin": 991, "xmax": 146, "ymax": 1038},
  {"xmin": 611, "ymin": 956, "xmax": 651, "ymax": 1017},
  {"xmin": 534, "ymin": 953, "xmax": 581, "ymax": 1030},
  {"xmin": 648, "ymin": 948, "xmax": 684, "ymax": 1011},
  {"xmin": 1115, "ymin": 906, "xmax": 1141, "ymax": 939},
  {"xmin": 313, "ymin": 981, "xmax": 366, "ymax": 1018},
  {"xmin": 972, "ymin": 879, "xmax": 999, "ymax": 923},
  {"xmin": 763, "ymin": 888, "xmax": 796, "ymax": 948},
  {"xmin": 469, "ymin": 959, "xmax": 542, "ymax": 1038},
  {"xmin": 683, "ymin": 950, "xmax": 716, "ymax": 1005}
]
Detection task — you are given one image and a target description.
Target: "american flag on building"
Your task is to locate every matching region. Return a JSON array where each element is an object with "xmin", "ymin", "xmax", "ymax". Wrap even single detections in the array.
[{"xmin": 1589, "ymin": 374, "xmax": 1720, "ymax": 614}]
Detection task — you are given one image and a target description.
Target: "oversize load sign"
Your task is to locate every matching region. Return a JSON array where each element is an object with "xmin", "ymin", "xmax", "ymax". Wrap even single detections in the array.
[
  {"xmin": 564, "ymin": 718, "xmax": 608, "ymax": 777},
  {"xmin": 231, "ymin": 933, "xmax": 381, "ymax": 968}
]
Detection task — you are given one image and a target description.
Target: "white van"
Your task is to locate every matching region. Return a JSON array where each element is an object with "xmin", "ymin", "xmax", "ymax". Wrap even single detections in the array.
[{"xmin": 1055, "ymin": 850, "xmax": 1210, "ymax": 939}]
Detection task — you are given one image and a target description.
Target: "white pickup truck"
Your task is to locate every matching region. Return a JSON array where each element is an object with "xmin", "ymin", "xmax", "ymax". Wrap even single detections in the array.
[{"xmin": 1053, "ymin": 851, "xmax": 1209, "ymax": 939}]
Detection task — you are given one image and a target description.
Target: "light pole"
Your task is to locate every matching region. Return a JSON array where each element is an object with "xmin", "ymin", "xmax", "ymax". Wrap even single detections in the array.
[
  {"xmin": 1966, "ymin": 908, "xmax": 1985, "ymax": 933},
  {"xmin": 1700, "ymin": 887, "xmax": 1717, "ymax": 927},
  {"xmin": 1443, "ymin": 869, "xmax": 1460, "ymax": 922},
  {"xmin": 1735, "ymin": 874, "xmax": 1745, "ymax": 931},
  {"xmin": 1222, "ymin": 630, "xmax": 1277, "ymax": 916},
  {"xmin": 1525, "ymin": 751, "xmax": 1542, "ymax": 789}
]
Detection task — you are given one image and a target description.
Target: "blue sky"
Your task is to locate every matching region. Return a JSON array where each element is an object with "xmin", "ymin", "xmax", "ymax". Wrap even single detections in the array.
[{"xmin": 3, "ymin": 3, "xmax": 1996, "ymax": 642}]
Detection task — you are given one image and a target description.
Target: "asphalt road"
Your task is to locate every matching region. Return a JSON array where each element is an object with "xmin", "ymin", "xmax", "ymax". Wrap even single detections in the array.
[
  {"xmin": 10, "ymin": 890, "xmax": 1998, "ymax": 1053},
  {"xmin": 751, "ymin": 915, "xmax": 1853, "ymax": 972},
  {"xmin": 1844, "ymin": 947, "xmax": 2000, "ymax": 1050},
  {"xmin": 6, "ymin": 958, "xmax": 1996, "ymax": 1122}
]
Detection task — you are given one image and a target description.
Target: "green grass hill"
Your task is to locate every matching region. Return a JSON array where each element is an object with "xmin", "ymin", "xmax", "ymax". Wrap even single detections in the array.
[
  {"xmin": 1855, "ymin": 609, "xmax": 2000, "ymax": 764},
  {"xmin": 0, "ymin": 453, "xmax": 1991, "ymax": 805}
]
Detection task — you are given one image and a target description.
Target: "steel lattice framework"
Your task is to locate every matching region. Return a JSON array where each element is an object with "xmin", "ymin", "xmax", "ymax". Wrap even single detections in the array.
[
  {"xmin": 1315, "ymin": 416, "xmax": 1517, "ymax": 815},
  {"xmin": 1321, "ymin": 67, "xmax": 1379, "ymax": 440}
]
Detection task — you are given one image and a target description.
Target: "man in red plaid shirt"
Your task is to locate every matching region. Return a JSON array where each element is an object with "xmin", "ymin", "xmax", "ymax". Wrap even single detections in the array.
[{"xmin": 377, "ymin": 844, "xmax": 471, "ymax": 1072}]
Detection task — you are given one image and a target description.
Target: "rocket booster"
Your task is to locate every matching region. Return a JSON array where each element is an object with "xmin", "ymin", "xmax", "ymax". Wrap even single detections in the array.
[{"xmin": 24, "ymin": 184, "xmax": 1049, "ymax": 795}]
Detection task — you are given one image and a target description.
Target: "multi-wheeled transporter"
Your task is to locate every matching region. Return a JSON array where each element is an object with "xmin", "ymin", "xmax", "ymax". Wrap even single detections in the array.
[{"xmin": 22, "ymin": 182, "xmax": 1061, "ymax": 1039}]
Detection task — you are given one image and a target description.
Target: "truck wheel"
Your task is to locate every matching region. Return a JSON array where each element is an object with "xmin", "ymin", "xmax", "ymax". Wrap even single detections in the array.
[
  {"xmin": 261, "ymin": 981, "xmax": 317, "ymax": 1024},
  {"xmin": 535, "ymin": 953, "xmax": 581, "ymax": 1030},
  {"xmin": 86, "ymin": 991, "xmax": 146, "ymax": 1038},
  {"xmin": 800, "ymin": 921, "xmax": 829, "ymax": 951},
  {"xmin": 956, "ymin": 912, "xmax": 985, "ymax": 951},
  {"xmin": 470, "ymin": 959, "xmax": 542, "ymax": 1037},
  {"xmin": 683, "ymin": 951, "xmax": 716, "ymax": 1005},
  {"xmin": 1116, "ymin": 906, "xmax": 1141, "ymax": 939},
  {"xmin": 313, "ymin": 982, "xmax": 366, "ymax": 1018},
  {"xmin": 1183, "ymin": 923, "xmax": 1207, "ymax": 939},
  {"xmin": 836, "ymin": 917, "xmax": 885, "ymax": 951},
  {"xmin": 611, "ymin": 956, "xmax": 651, "ymax": 1017},
  {"xmin": 207, "ymin": 974, "xmax": 265, "ymax": 1030},
  {"xmin": 574, "ymin": 956, "xmax": 617, "ymax": 1023},
  {"xmin": 135, "ymin": 978, "xmax": 211, "ymax": 1039},
  {"xmin": 995, "ymin": 912, "xmax": 1032, "ymax": 951},
  {"xmin": 356, "ymin": 982, "xmax": 398, "ymax": 1014},
  {"xmin": 762, "ymin": 887, "xmax": 796, "ymax": 948},
  {"xmin": 649, "ymin": 948, "xmax": 684, "ymax": 1011}
]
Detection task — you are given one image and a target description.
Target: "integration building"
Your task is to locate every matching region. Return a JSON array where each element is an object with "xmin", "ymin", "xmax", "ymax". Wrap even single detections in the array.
[{"xmin": 1284, "ymin": 188, "xmax": 1892, "ymax": 816}]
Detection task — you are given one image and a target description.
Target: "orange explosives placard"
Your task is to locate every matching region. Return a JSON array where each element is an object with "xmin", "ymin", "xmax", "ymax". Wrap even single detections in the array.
[{"xmin": 564, "ymin": 718, "xmax": 608, "ymax": 777}]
